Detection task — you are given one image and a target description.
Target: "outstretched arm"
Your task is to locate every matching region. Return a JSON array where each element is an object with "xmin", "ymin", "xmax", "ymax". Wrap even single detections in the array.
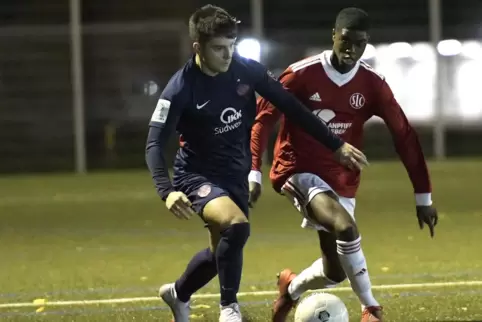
[
  {"xmin": 375, "ymin": 79, "xmax": 438, "ymax": 237},
  {"xmin": 375, "ymin": 80, "xmax": 432, "ymax": 204}
]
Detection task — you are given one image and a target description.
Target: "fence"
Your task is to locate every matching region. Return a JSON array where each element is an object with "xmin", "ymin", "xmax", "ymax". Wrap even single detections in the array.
[
  {"xmin": 0, "ymin": 20, "xmax": 481, "ymax": 174},
  {"xmin": 0, "ymin": 21, "xmax": 189, "ymax": 173}
]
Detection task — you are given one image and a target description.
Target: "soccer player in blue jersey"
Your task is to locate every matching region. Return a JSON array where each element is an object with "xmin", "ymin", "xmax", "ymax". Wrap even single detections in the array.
[{"xmin": 145, "ymin": 5, "xmax": 368, "ymax": 322}]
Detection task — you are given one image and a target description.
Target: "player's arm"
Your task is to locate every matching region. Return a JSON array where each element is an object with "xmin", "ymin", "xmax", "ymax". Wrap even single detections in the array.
[
  {"xmin": 249, "ymin": 94, "xmax": 283, "ymax": 182},
  {"xmin": 248, "ymin": 70, "xmax": 296, "ymax": 206},
  {"xmin": 375, "ymin": 79, "xmax": 438, "ymax": 236},
  {"xmin": 248, "ymin": 60, "xmax": 368, "ymax": 170},
  {"xmin": 248, "ymin": 95, "xmax": 282, "ymax": 206},
  {"xmin": 375, "ymin": 80, "xmax": 432, "ymax": 203},
  {"xmin": 145, "ymin": 80, "xmax": 195, "ymax": 219},
  {"xmin": 146, "ymin": 94, "xmax": 180, "ymax": 200}
]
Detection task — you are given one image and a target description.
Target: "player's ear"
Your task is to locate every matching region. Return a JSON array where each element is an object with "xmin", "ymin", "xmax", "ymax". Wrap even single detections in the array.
[
  {"xmin": 193, "ymin": 42, "xmax": 201, "ymax": 55},
  {"xmin": 332, "ymin": 29, "xmax": 336, "ymax": 42}
]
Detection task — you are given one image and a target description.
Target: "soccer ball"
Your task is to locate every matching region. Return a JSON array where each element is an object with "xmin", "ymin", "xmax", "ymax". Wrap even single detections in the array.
[{"xmin": 294, "ymin": 292, "xmax": 349, "ymax": 322}]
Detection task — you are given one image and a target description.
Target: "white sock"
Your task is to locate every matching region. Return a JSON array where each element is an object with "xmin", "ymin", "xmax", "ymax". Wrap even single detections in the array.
[
  {"xmin": 336, "ymin": 236, "xmax": 379, "ymax": 307},
  {"xmin": 287, "ymin": 258, "xmax": 339, "ymax": 300}
]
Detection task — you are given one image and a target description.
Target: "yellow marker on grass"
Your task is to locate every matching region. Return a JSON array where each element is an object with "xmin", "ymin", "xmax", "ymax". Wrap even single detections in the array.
[
  {"xmin": 33, "ymin": 298, "xmax": 47, "ymax": 314},
  {"xmin": 33, "ymin": 299, "xmax": 47, "ymax": 306}
]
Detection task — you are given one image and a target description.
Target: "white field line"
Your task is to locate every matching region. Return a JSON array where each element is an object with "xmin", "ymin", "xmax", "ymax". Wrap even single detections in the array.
[{"xmin": 1, "ymin": 280, "xmax": 481, "ymax": 309}]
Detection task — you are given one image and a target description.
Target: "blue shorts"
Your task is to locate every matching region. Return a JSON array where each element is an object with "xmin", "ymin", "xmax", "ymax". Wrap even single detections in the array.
[{"xmin": 172, "ymin": 172, "xmax": 249, "ymax": 220}]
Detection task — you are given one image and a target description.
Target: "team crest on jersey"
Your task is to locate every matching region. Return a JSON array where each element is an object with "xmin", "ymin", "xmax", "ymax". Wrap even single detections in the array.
[
  {"xmin": 236, "ymin": 83, "xmax": 250, "ymax": 96},
  {"xmin": 349, "ymin": 93, "xmax": 365, "ymax": 109},
  {"xmin": 197, "ymin": 184, "xmax": 211, "ymax": 198}
]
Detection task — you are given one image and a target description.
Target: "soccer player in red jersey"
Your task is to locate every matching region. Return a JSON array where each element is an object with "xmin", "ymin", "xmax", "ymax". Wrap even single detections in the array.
[{"xmin": 248, "ymin": 7, "xmax": 438, "ymax": 322}]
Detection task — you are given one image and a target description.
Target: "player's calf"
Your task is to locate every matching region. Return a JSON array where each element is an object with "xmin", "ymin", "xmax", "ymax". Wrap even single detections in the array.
[
  {"xmin": 307, "ymin": 193, "xmax": 380, "ymax": 309},
  {"xmin": 174, "ymin": 248, "xmax": 218, "ymax": 303},
  {"xmin": 287, "ymin": 258, "xmax": 343, "ymax": 301},
  {"xmin": 203, "ymin": 196, "xmax": 249, "ymax": 318}
]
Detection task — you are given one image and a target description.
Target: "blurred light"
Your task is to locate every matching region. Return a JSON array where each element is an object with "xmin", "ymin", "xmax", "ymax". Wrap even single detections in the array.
[
  {"xmin": 405, "ymin": 62, "xmax": 435, "ymax": 120},
  {"xmin": 375, "ymin": 44, "xmax": 391, "ymax": 62},
  {"xmin": 412, "ymin": 43, "xmax": 435, "ymax": 62},
  {"xmin": 457, "ymin": 61, "xmax": 482, "ymax": 118},
  {"xmin": 437, "ymin": 39, "xmax": 462, "ymax": 56},
  {"xmin": 461, "ymin": 41, "xmax": 482, "ymax": 60},
  {"xmin": 237, "ymin": 38, "xmax": 261, "ymax": 62},
  {"xmin": 362, "ymin": 44, "xmax": 376, "ymax": 60},
  {"xmin": 143, "ymin": 81, "xmax": 159, "ymax": 96},
  {"xmin": 388, "ymin": 42, "xmax": 413, "ymax": 59}
]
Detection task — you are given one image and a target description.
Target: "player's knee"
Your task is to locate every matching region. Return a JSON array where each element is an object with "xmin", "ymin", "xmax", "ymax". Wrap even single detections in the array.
[
  {"xmin": 220, "ymin": 221, "xmax": 251, "ymax": 251},
  {"xmin": 227, "ymin": 213, "xmax": 249, "ymax": 225},
  {"xmin": 203, "ymin": 196, "xmax": 249, "ymax": 229},
  {"xmin": 215, "ymin": 211, "xmax": 248, "ymax": 229},
  {"xmin": 333, "ymin": 217, "xmax": 359, "ymax": 242}
]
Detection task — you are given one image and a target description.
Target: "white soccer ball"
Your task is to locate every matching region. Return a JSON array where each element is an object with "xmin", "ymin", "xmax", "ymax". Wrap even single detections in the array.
[{"xmin": 294, "ymin": 292, "xmax": 349, "ymax": 322}]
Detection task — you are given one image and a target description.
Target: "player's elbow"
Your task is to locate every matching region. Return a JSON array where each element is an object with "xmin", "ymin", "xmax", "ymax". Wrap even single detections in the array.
[{"xmin": 145, "ymin": 141, "xmax": 156, "ymax": 153}]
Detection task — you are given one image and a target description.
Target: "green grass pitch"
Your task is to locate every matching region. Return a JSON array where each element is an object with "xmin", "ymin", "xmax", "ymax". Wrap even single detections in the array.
[{"xmin": 0, "ymin": 160, "xmax": 481, "ymax": 321}]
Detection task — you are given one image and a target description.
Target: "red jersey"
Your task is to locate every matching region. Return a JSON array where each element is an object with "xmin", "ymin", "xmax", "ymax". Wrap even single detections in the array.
[{"xmin": 251, "ymin": 51, "xmax": 432, "ymax": 199}]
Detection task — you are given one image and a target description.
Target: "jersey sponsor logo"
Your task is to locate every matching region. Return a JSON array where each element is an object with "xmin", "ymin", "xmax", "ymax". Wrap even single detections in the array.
[
  {"xmin": 349, "ymin": 93, "xmax": 365, "ymax": 109},
  {"xmin": 313, "ymin": 109, "xmax": 352, "ymax": 135},
  {"xmin": 150, "ymin": 99, "xmax": 171, "ymax": 124},
  {"xmin": 214, "ymin": 107, "xmax": 243, "ymax": 135}
]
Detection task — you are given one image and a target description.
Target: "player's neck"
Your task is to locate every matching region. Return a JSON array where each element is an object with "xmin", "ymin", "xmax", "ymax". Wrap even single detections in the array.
[
  {"xmin": 195, "ymin": 54, "xmax": 218, "ymax": 77},
  {"xmin": 330, "ymin": 52, "xmax": 354, "ymax": 74}
]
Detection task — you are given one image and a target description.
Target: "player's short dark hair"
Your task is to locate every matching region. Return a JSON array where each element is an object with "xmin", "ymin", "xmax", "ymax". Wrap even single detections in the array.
[
  {"xmin": 188, "ymin": 5, "xmax": 239, "ymax": 44},
  {"xmin": 334, "ymin": 7, "xmax": 370, "ymax": 31}
]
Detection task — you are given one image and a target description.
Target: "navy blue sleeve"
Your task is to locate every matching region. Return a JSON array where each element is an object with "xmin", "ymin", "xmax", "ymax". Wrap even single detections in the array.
[
  {"xmin": 145, "ymin": 75, "xmax": 185, "ymax": 201},
  {"xmin": 248, "ymin": 59, "xmax": 345, "ymax": 152}
]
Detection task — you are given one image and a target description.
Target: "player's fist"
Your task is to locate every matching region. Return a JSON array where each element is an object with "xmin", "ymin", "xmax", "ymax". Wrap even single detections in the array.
[
  {"xmin": 334, "ymin": 143, "xmax": 369, "ymax": 171},
  {"xmin": 248, "ymin": 181, "xmax": 262, "ymax": 208},
  {"xmin": 416, "ymin": 205, "xmax": 438, "ymax": 238},
  {"xmin": 165, "ymin": 191, "xmax": 196, "ymax": 220}
]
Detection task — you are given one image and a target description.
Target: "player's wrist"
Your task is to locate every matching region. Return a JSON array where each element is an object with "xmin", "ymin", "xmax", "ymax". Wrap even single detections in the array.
[
  {"xmin": 248, "ymin": 170, "xmax": 262, "ymax": 184},
  {"xmin": 415, "ymin": 193, "xmax": 432, "ymax": 206},
  {"xmin": 161, "ymin": 188, "xmax": 176, "ymax": 201}
]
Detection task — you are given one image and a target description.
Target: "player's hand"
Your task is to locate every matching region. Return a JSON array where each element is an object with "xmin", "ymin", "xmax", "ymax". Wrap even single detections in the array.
[
  {"xmin": 165, "ymin": 191, "xmax": 196, "ymax": 220},
  {"xmin": 416, "ymin": 205, "xmax": 438, "ymax": 238},
  {"xmin": 248, "ymin": 181, "xmax": 262, "ymax": 208},
  {"xmin": 333, "ymin": 143, "xmax": 369, "ymax": 171}
]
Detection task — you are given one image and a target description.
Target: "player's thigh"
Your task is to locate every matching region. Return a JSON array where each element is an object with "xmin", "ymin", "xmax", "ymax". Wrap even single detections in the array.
[
  {"xmin": 281, "ymin": 173, "xmax": 355, "ymax": 232},
  {"xmin": 173, "ymin": 174, "xmax": 245, "ymax": 223},
  {"xmin": 308, "ymin": 193, "xmax": 357, "ymax": 235},
  {"xmin": 202, "ymin": 196, "xmax": 248, "ymax": 230},
  {"xmin": 207, "ymin": 224, "xmax": 222, "ymax": 253}
]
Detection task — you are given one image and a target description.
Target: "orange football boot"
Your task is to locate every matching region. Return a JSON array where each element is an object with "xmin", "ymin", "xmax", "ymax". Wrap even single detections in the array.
[
  {"xmin": 361, "ymin": 306, "xmax": 383, "ymax": 322},
  {"xmin": 272, "ymin": 269, "xmax": 298, "ymax": 322}
]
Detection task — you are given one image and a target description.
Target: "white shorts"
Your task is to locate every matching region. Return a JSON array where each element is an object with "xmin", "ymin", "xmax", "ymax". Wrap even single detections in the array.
[{"xmin": 281, "ymin": 173, "xmax": 356, "ymax": 231}]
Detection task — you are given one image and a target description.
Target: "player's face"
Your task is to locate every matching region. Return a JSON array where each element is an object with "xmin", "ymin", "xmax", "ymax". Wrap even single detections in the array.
[
  {"xmin": 332, "ymin": 28, "xmax": 369, "ymax": 70},
  {"xmin": 195, "ymin": 36, "xmax": 236, "ymax": 74}
]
